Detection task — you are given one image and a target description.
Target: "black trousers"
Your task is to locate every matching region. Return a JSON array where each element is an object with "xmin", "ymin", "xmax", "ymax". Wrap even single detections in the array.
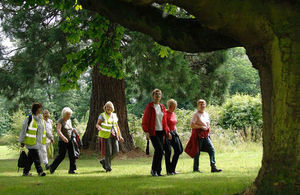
[
  {"xmin": 150, "ymin": 131, "xmax": 164, "ymax": 174},
  {"xmin": 23, "ymin": 149, "xmax": 43, "ymax": 174},
  {"xmin": 51, "ymin": 141, "xmax": 76, "ymax": 172},
  {"xmin": 164, "ymin": 130, "xmax": 183, "ymax": 173}
]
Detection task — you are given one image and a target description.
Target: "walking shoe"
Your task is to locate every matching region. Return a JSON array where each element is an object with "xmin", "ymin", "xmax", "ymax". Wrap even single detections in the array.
[
  {"xmin": 211, "ymin": 164, "xmax": 222, "ymax": 173},
  {"xmin": 167, "ymin": 172, "xmax": 174, "ymax": 175},
  {"xmin": 106, "ymin": 168, "xmax": 112, "ymax": 172},
  {"xmin": 173, "ymin": 171, "xmax": 179, "ymax": 175},
  {"xmin": 99, "ymin": 159, "xmax": 106, "ymax": 170},
  {"xmin": 22, "ymin": 173, "xmax": 32, "ymax": 176},
  {"xmin": 49, "ymin": 167, "xmax": 55, "ymax": 174},
  {"xmin": 157, "ymin": 172, "xmax": 165, "ymax": 177},
  {"xmin": 45, "ymin": 164, "xmax": 50, "ymax": 170},
  {"xmin": 38, "ymin": 172, "xmax": 46, "ymax": 176},
  {"xmin": 68, "ymin": 170, "xmax": 78, "ymax": 174},
  {"xmin": 151, "ymin": 170, "xmax": 158, "ymax": 177},
  {"xmin": 193, "ymin": 170, "xmax": 203, "ymax": 173}
]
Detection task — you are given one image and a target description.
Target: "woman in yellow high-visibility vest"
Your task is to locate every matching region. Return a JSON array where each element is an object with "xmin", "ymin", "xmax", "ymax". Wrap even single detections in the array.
[
  {"xmin": 96, "ymin": 101, "xmax": 124, "ymax": 172},
  {"xmin": 19, "ymin": 102, "xmax": 54, "ymax": 177}
]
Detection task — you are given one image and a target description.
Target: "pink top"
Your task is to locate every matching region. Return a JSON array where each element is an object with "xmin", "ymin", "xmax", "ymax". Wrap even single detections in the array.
[
  {"xmin": 166, "ymin": 111, "xmax": 178, "ymax": 131},
  {"xmin": 190, "ymin": 111, "xmax": 210, "ymax": 129}
]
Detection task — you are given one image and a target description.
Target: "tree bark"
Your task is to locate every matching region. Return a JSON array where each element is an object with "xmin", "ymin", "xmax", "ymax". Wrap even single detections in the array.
[{"xmin": 82, "ymin": 65, "xmax": 134, "ymax": 152}]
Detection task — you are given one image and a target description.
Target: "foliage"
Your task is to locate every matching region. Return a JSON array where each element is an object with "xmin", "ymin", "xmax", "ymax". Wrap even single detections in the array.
[
  {"xmin": 225, "ymin": 48, "xmax": 260, "ymax": 96},
  {"xmin": 219, "ymin": 94, "xmax": 262, "ymax": 141}
]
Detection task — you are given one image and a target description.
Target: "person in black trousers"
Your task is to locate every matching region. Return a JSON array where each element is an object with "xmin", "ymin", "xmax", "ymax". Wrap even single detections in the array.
[
  {"xmin": 19, "ymin": 102, "xmax": 54, "ymax": 176},
  {"xmin": 142, "ymin": 89, "xmax": 171, "ymax": 176},
  {"xmin": 164, "ymin": 99, "xmax": 183, "ymax": 175},
  {"xmin": 49, "ymin": 107, "xmax": 77, "ymax": 174}
]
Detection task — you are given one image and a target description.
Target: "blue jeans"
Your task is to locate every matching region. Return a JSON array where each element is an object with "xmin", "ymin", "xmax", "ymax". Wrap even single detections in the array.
[{"xmin": 193, "ymin": 137, "xmax": 216, "ymax": 171}]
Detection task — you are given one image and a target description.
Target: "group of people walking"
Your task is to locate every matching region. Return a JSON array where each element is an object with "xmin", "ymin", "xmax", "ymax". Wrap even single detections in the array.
[
  {"xmin": 19, "ymin": 88, "xmax": 221, "ymax": 177},
  {"xmin": 142, "ymin": 89, "xmax": 221, "ymax": 176}
]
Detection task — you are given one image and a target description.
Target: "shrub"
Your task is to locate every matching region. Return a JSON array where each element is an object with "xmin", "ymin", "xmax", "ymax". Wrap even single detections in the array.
[{"xmin": 219, "ymin": 94, "xmax": 262, "ymax": 141}]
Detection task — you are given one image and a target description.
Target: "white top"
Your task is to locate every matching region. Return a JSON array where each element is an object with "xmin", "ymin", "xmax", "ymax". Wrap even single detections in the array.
[
  {"xmin": 154, "ymin": 103, "xmax": 164, "ymax": 131},
  {"xmin": 44, "ymin": 118, "xmax": 53, "ymax": 143},
  {"xmin": 191, "ymin": 111, "xmax": 210, "ymax": 129}
]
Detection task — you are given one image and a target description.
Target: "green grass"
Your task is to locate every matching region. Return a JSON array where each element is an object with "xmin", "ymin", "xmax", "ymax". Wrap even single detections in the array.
[{"xmin": 0, "ymin": 145, "xmax": 262, "ymax": 195}]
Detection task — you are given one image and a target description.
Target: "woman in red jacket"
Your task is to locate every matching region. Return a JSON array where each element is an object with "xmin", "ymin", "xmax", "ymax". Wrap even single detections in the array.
[{"xmin": 142, "ymin": 89, "xmax": 171, "ymax": 176}]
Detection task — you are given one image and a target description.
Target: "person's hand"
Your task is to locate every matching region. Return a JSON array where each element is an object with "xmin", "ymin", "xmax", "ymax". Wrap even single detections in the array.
[
  {"xmin": 50, "ymin": 138, "xmax": 54, "ymax": 143},
  {"xmin": 119, "ymin": 137, "xmax": 124, "ymax": 143},
  {"xmin": 145, "ymin": 132, "xmax": 150, "ymax": 140},
  {"xmin": 63, "ymin": 137, "xmax": 69, "ymax": 143},
  {"xmin": 167, "ymin": 133, "xmax": 172, "ymax": 140},
  {"xmin": 20, "ymin": 143, "xmax": 25, "ymax": 148},
  {"xmin": 97, "ymin": 126, "xmax": 102, "ymax": 131}
]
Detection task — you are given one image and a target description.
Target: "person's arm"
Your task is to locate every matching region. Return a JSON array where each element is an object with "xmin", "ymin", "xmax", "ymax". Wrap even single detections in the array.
[
  {"xmin": 96, "ymin": 119, "xmax": 103, "ymax": 131},
  {"xmin": 142, "ymin": 104, "xmax": 150, "ymax": 140},
  {"xmin": 57, "ymin": 122, "xmax": 68, "ymax": 143},
  {"xmin": 190, "ymin": 114, "xmax": 208, "ymax": 130},
  {"xmin": 19, "ymin": 117, "xmax": 29, "ymax": 147}
]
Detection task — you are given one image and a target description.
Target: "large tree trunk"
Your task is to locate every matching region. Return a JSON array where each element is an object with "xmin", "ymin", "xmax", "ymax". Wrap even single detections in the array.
[
  {"xmin": 245, "ymin": 32, "xmax": 300, "ymax": 194},
  {"xmin": 82, "ymin": 65, "xmax": 134, "ymax": 152}
]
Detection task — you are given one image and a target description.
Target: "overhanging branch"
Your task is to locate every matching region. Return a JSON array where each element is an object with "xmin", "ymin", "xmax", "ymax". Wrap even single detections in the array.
[{"xmin": 80, "ymin": 0, "xmax": 242, "ymax": 53}]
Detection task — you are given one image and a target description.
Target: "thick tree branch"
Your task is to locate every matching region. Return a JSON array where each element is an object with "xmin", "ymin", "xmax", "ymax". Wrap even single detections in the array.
[{"xmin": 80, "ymin": 0, "xmax": 242, "ymax": 52}]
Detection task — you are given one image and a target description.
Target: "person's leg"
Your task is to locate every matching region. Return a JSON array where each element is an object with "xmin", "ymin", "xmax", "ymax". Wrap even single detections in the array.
[
  {"xmin": 171, "ymin": 135, "xmax": 181, "ymax": 173},
  {"xmin": 50, "ymin": 141, "xmax": 67, "ymax": 172},
  {"xmin": 38, "ymin": 144, "xmax": 48, "ymax": 166},
  {"xmin": 156, "ymin": 131, "xmax": 164, "ymax": 175},
  {"xmin": 193, "ymin": 138, "xmax": 204, "ymax": 172},
  {"xmin": 150, "ymin": 134, "xmax": 164, "ymax": 175},
  {"xmin": 67, "ymin": 141, "xmax": 76, "ymax": 173},
  {"xmin": 164, "ymin": 136, "xmax": 172, "ymax": 173},
  {"xmin": 206, "ymin": 137, "xmax": 222, "ymax": 172},
  {"xmin": 23, "ymin": 149, "xmax": 34, "ymax": 175},
  {"xmin": 104, "ymin": 137, "xmax": 112, "ymax": 171},
  {"xmin": 31, "ymin": 149, "xmax": 43, "ymax": 174},
  {"xmin": 111, "ymin": 137, "xmax": 119, "ymax": 160}
]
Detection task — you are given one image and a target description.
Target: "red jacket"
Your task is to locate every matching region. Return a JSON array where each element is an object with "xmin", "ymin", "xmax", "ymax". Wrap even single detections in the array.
[
  {"xmin": 142, "ymin": 102, "xmax": 170, "ymax": 136},
  {"xmin": 185, "ymin": 128, "xmax": 210, "ymax": 158}
]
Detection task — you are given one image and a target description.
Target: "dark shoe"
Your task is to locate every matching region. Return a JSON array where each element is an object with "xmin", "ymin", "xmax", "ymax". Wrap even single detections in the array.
[
  {"xmin": 106, "ymin": 168, "xmax": 112, "ymax": 172},
  {"xmin": 151, "ymin": 170, "xmax": 158, "ymax": 177},
  {"xmin": 68, "ymin": 170, "xmax": 78, "ymax": 174},
  {"xmin": 193, "ymin": 170, "xmax": 203, "ymax": 173},
  {"xmin": 157, "ymin": 173, "xmax": 165, "ymax": 177},
  {"xmin": 45, "ymin": 164, "xmax": 50, "ymax": 170},
  {"xmin": 211, "ymin": 165, "xmax": 222, "ymax": 173},
  {"xmin": 38, "ymin": 172, "xmax": 46, "ymax": 177},
  {"xmin": 49, "ymin": 166, "xmax": 55, "ymax": 174},
  {"xmin": 100, "ymin": 159, "xmax": 106, "ymax": 170},
  {"xmin": 22, "ymin": 173, "xmax": 32, "ymax": 176}
]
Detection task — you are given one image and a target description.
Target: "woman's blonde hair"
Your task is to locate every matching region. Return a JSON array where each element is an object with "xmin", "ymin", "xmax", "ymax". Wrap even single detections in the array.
[
  {"xmin": 43, "ymin": 110, "xmax": 50, "ymax": 117},
  {"xmin": 103, "ymin": 101, "xmax": 115, "ymax": 112},
  {"xmin": 61, "ymin": 107, "xmax": 73, "ymax": 118},
  {"xmin": 167, "ymin": 99, "xmax": 177, "ymax": 109},
  {"xmin": 197, "ymin": 99, "xmax": 207, "ymax": 105}
]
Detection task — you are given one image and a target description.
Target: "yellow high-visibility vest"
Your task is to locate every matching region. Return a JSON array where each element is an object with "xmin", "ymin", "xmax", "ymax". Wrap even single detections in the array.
[{"xmin": 24, "ymin": 115, "xmax": 46, "ymax": 146}]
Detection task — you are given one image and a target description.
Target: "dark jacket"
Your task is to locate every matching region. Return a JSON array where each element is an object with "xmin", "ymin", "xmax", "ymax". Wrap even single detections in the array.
[{"xmin": 71, "ymin": 132, "xmax": 82, "ymax": 159}]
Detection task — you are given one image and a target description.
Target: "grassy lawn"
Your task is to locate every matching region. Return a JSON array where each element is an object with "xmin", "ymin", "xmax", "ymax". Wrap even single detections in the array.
[{"xmin": 0, "ymin": 145, "xmax": 262, "ymax": 195}]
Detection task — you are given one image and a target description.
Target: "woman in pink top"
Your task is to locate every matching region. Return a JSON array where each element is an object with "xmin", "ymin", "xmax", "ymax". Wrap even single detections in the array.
[
  {"xmin": 190, "ymin": 99, "xmax": 222, "ymax": 173},
  {"xmin": 164, "ymin": 99, "xmax": 183, "ymax": 175}
]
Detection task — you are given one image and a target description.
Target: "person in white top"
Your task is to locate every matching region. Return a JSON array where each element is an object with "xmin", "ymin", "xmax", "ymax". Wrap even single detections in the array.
[
  {"xmin": 38, "ymin": 110, "xmax": 53, "ymax": 169},
  {"xmin": 190, "ymin": 99, "xmax": 222, "ymax": 173}
]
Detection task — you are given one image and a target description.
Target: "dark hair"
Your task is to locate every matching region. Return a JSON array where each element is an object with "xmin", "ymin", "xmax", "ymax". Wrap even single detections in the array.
[{"xmin": 31, "ymin": 102, "xmax": 43, "ymax": 115}]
